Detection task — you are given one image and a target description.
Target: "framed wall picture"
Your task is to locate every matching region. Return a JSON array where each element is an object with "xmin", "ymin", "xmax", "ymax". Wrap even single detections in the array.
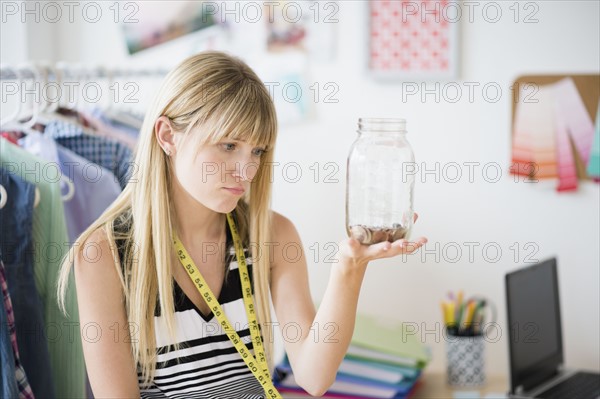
[
  {"xmin": 121, "ymin": 1, "xmax": 220, "ymax": 55},
  {"xmin": 265, "ymin": 1, "xmax": 338, "ymax": 63},
  {"xmin": 369, "ymin": 0, "xmax": 460, "ymax": 80}
]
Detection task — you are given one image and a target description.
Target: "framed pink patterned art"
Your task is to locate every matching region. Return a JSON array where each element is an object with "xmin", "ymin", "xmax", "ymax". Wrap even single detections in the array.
[{"xmin": 369, "ymin": 0, "xmax": 460, "ymax": 79}]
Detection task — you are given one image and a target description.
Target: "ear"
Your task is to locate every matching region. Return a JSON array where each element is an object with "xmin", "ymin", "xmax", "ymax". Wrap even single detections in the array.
[{"xmin": 155, "ymin": 116, "xmax": 177, "ymax": 156}]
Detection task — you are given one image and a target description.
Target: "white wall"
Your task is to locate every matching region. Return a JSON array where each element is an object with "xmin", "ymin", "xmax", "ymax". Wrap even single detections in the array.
[{"xmin": 2, "ymin": 0, "xmax": 599, "ymax": 377}]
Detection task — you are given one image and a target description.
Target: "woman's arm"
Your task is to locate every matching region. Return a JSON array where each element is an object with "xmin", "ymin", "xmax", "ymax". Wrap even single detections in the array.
[
  {"xmin": 270, "ymin": 212, "xmax": 426, "ymax": 396},
  {"xmin": 74, "ymin": 228, "xmax": 141, "ymax": 398}
]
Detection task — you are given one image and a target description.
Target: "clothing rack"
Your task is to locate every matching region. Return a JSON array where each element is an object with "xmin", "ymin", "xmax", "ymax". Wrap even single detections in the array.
[
  {"xmin": 1, "ymin": 62, "xmax": 167, "ymax": 129},
  {"xmin": 0, "ymin": 63, "xmax": 169, "ymax": 81}
]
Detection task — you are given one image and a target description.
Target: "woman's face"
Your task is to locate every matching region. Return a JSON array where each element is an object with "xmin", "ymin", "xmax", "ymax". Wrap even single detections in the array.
[{"xmin": 172, "ymin": 133, "xmax": 267, "ymax": 213}]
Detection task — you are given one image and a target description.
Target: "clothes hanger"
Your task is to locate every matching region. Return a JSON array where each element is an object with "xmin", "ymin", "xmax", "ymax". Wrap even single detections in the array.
[
  {"xmin": 104, "ymin": 66, "xmax": 115, "ymax": 115},
  {"xmin": 75, "ymin": 64, "xmax": 87, "ymax": 113},
  {"xmin": 35, "ymin": 62, "xmax": 58, "ymax": 127},
  {"xmin": 44, "ymin": 63, "xmax": 81, "ymax": 125},
  {"xmin": 0, "ymin": 64, "xmax": 41, "ymax": 135},
  {"xmin": 0, "ymin": 184, "xmax": 7, "ymax": 210},
  {"xmin": 101, "ymin": 67, "xmax": 124, "ymax": 121},
  {"xmin": 74, "ymin": 65, "xmax": 102, "ymax": 136},
  {"xmin": 46, "ymin": 63, "xmax": 62, "ymax": 114},
  {"xmin": 46, "ymin": 62, "xmax": 96, "ymax": 136},
  {"xmin": 102, "ymin": 67, "xmax": 144, "ymax": 130},
  {"xmin": 0, "ymin": 65, "xmax": 23, "ymax": 129},
  {"xmin": 60, "ymin": 175, "xmax": 76, "ymax": 202},
  {"xmin": 16, "ymin": 63, "xmax": 41, "ymax": 130},
  {"xmin": 33, "ymin": 185, "xmax": 40, "ymax": 208}
]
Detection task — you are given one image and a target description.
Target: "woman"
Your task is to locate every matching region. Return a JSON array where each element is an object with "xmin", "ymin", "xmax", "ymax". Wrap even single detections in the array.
[{"xmin": 57, "ymin": 51, "xmax": 427, "ymax": 398}]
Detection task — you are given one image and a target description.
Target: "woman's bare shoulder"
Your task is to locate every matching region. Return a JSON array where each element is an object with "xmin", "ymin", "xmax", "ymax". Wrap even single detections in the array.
[
  {"xmin": 74, "ymin": 226, "xmax": 123, "ymax": 286},
  {"xmin": 270, "ymin": 210, "xmax": 297, "ymax": 237},
  {"xmin": 268, "ymin": 210, "xmax": 304, "ymax": 266}
]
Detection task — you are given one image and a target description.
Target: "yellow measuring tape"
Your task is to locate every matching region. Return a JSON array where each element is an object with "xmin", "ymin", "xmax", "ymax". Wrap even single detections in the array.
[{"xmin": 173, "ymin": 212, "xmax": 282, "ymax": 399}]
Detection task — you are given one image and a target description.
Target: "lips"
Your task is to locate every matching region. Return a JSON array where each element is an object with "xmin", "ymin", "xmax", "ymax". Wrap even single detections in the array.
[{"xmin": 224, "ymin": 187, "xmax": 245, "ymax": 195}]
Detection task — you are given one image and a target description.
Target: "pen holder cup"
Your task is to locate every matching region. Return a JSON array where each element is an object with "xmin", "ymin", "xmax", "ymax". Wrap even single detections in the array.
[{"xmin": 446, "ymin": 333, "xmax": 485, "ymax": 387}]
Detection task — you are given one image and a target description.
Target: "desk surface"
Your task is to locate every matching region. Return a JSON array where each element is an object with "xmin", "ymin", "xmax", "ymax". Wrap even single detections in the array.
[
  {"xmin": 412, "ymin": 372, "xmax": 509, "ymax": 398},
  {"xmin": 281, "ymin": 372, "xmax": 509, "ymax": 398}
]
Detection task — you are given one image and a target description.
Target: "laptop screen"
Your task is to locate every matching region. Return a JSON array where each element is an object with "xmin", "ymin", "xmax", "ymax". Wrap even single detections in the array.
[{"xmin": 506, "ymin": 257, "xmax": 564, "ymax": 393}]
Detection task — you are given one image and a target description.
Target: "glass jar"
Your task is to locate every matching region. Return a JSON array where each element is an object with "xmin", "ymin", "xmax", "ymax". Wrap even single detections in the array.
[{"xmin": 346, "ymin": 118, "xmax": 415, "ymax": 245}]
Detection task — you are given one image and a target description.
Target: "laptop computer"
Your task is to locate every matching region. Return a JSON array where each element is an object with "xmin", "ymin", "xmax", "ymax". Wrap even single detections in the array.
[{"xmin": 505, "ymin": 257, "xmax": 600, "ymax": 399}]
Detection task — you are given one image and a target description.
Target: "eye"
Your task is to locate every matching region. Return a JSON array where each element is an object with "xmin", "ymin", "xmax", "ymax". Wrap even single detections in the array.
[
  {"xmin": 221, "ymin": 143, "xmax": 236, "ymax": 151},
  {"xmin": 253, "ymin": 148, "xmax": 267, "ymax": 157}
]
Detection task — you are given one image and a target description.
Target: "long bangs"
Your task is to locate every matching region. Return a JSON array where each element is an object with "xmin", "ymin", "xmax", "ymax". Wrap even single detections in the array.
[{"xmin": 184, "ymin": 78, "xmax": 277, "ymax": 154}]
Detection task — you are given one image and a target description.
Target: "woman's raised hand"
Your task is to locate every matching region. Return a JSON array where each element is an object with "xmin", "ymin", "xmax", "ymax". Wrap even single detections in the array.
[{"xmin": 336, "ymin": 213, "xmax": 428, "ymax": 271}]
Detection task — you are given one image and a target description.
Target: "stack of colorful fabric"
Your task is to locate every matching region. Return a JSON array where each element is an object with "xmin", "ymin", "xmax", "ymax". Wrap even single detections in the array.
[{"xmin": 273, "ymin": 313, "xmax": 431, "ymax": 398}]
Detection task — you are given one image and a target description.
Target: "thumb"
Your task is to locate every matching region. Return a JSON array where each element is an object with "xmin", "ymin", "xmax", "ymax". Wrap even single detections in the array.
[
  {"xmin": 346, "ymin": 237, "xmax": 361, "ymax": 256},
  {"xmin": 348, "ymin": 237, "xmax": 361, "ymax": 251}
]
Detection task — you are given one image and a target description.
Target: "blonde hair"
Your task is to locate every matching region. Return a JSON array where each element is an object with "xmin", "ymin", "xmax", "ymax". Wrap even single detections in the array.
[{"xmin": 57, "ymin": 51, "xmax": 278, "ymax": 386}]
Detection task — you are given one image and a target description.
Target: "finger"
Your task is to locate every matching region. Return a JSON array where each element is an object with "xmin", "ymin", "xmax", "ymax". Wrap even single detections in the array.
[
  {"xmin": 402, "ymin": 237, "xmax": 428, "ymax": 253},
  {"xmin": 402, "ymin": 243, "xmax": 420, "ymax": 253},
  {"xmin": 413, "ymin": 212, "xmax": 419, "ymax": 222},
  {"xmin": 414, "ymin": 236, "xmax": 428, "ymax": 245},
  {"xmin": 391, "ymin": 236, "xmax": 426, "ymax": 248}
]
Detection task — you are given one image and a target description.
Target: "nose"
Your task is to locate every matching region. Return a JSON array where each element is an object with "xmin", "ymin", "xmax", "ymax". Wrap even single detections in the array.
[{"xmin": 231, "ymin": 156, "xmax": 260, "ymax": 183}]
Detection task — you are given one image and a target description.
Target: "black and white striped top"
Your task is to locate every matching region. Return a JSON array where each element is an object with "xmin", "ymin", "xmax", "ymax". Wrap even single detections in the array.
[{"xmin": 114, "ymin": 214, "xmax": 265, "ymax": 399}]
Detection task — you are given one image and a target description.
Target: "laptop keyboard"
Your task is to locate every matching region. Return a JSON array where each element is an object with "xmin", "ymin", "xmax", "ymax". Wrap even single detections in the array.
[{"xmin": 537, "ymin": 372, "xmax": 600, "ymax": 399}]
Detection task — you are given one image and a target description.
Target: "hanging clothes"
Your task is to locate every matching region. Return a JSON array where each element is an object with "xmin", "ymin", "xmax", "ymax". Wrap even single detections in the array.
[
  {"xmin": 93, "ymin": 107, "xmax": 143, "ymax": 135},
  {"xmin": 0, "ymin": 167, "xmax": 55, "ymax": 398},
  {"xmin": 19, "ymin": 131, "xmax": 122, "ymax": 242},
  {"xmin": 0, "ymin": 256, "xmax": 18, "ymax": 398},
  {"xmin": 0, "ymin": 255, "xmax": 36, "ymax": 399},
  {"xmin": 0, "ymin": 140, "xmax": 85, "ymax": 399},
  {"xmin": 79, "ymin": 109, "xmax": 138, "ymax": 151},
  {"xmin": 44, "ymin": 119, "xmax": 134, "ymax": 190}
]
